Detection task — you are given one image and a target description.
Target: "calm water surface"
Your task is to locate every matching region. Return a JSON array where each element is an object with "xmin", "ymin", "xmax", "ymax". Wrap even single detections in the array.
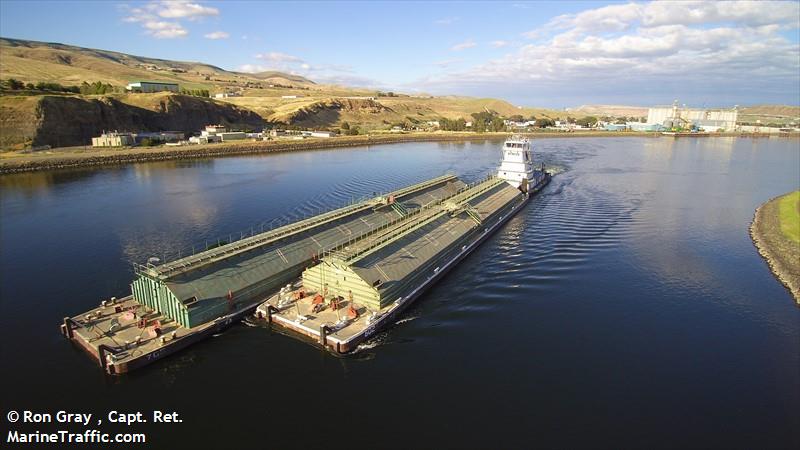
[{"xmin": 1, "ymin": 137, "xmax": 798, "ymax": 449}]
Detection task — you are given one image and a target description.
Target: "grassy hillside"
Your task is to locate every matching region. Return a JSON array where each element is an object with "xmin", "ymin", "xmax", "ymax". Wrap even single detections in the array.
[
  {"xmin": 0, "ymin": 37, "xmax": 567, "ymax": 132},
  {"xmin": 2, "ymin": 37, "xmax": 796, "ymax": 149},
  {"xmin": 223, "ymin": 94, "xmax": 565, "ymax": 129},
  {"xmin": 738, "ymin": 105, "xmax": 800, "ymax": 126},
  {"xmin": 0, "ymin": 37, "xmax": 314, "ymax": 91},
  {"xmin": 568, "ymin": 104, "xmax": 649, "ymax": 118}
]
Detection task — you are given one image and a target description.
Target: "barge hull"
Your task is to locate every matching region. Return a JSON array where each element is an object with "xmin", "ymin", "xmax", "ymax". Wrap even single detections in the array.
[
  {"xmin": 61, "ymin": 297, "xmax": 263, "ymax": 374},
  {"xmin": 265, "ymin": 172, "xmax": 551, "ymax": 353}
]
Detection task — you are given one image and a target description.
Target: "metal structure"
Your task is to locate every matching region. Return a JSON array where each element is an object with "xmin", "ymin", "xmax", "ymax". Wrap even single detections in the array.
[{"xmin": 129, "ymin": 175, "xmax": 466, "ymax": 328}]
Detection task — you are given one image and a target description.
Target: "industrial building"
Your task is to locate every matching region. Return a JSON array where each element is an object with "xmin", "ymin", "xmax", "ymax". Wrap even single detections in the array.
[
  {"xmin": 126, "ymin": 81, "xmax": 179, "ymax": 93},
  {"xmin": 134, "ymin": 131, "xmax": 184, "ymax": 143},
  {"xmin": 91, "ymin": 131, "xmax": 183, "ymax": 147},
  {"xmin": 302, "ymin": 131, "xmax": 336, "ymax": 138},
  {"xmin": 628, "ymin": 122, "xmax": 665, "ymax": 132},
  {"xmin": 188, "ymin": 135, "xmax": 221, "ymax": 144},
  {"xmin": 197, "ymin": 125, "xmax": 246, "ymax": 142},
  {"xmin": 647, "ymin": 102, "xmax": 738, "ymax": 131},
  {"xmin": 92, "ymin": 132, "xmax": 135, "ymax": 147},
  {"xmin": 129, "ymin": 175, "xmax": 466, "ymax": 328}
]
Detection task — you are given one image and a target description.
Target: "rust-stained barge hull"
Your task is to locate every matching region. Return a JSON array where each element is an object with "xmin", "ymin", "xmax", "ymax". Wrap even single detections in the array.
[{"xmin": 61, "ymin": 296, "xmax": 261, "ymax": 374}]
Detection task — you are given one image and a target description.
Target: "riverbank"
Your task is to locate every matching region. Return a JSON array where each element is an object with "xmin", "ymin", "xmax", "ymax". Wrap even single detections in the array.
[
  {"xmin": 1, "ymin": 131, "xmax": 651, "ymax": 174},
  {"xmin": 750, "ymin": 191, "xmax": 800, "ymax": 304},
  {"xmin": 1, "ymin": 130, "xmax": 794, "ymax": 175}
]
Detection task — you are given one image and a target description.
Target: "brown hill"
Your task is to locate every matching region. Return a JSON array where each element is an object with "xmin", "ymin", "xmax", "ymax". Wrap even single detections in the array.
[
  {"xmin": 739, "ymin": 105, "xmax": 800, "ymax": 118},
  {"xmin": 568, "ymin": 104, "xmax": 649, "ymax": 118},
  {"xmin": 0, "ymin": 37, "xmax": 313, "ymax": 90}
]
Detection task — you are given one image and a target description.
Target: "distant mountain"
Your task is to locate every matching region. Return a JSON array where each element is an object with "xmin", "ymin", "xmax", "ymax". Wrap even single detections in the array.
[{"xmin": 0, "ymin": 37, "xmax": 314, "ymax": 89}]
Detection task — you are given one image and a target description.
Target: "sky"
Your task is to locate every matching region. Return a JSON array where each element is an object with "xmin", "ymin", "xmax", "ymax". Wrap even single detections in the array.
[{"xmin": 1, "ymin": 0, "xmax": 799, "ymax": 108}]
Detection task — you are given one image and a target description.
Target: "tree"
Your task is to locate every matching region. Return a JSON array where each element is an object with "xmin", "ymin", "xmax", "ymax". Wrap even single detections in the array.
[
  {"xmin": 536, "ymin": 118, "xmax": 555, "ymax": 128},
  {"xmin": 576, "ymin": 116, "xmax": 597, "ymax": 127},
  {"xmin": 80, "ymin": 81, "xmax": 115, "ymax": 95},
  {"xmin": 508, "ymin": 114, "xmax": 524, "ymax": 122},
  {"xmin": 340, "ymin": 121, "xmax": 350, "ymax": 130},
  {"xmin": 440, "ymin": 117, "xmax": 468, "ymax": 131},
  {"xmin": 4, "ymin": 78, "xmax": 25, "ymax": 90}
]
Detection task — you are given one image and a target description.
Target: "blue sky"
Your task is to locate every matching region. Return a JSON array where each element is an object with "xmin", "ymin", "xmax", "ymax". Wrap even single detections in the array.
[{"xmin": 1, "ymin": 1, "xmax": 799, "ymax": 108}]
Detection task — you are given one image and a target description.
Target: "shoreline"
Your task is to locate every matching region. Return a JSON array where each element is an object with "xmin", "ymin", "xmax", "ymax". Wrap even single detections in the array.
[
  {"xmin": 0, "ymin": 131, "xmax": 794, "ymax": 175},
  {"xmin": 750, "ymin": 192, "xmax": 800, "ymax": 304}
]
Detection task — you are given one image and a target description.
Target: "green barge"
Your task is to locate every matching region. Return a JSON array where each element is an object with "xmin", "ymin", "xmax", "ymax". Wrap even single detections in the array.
[{"xmin": 61, "ymin": 174, "xmax": 469, "ymax": 374}]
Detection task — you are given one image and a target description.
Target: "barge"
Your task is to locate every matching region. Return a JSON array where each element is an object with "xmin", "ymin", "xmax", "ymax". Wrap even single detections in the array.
[
  {"xmin": 255, "ymin": 136, "xmax": 551, "ymax": 353},
  {"xmin": 61, "ymin": 174, "xmax": 472, "ymax": 374}
]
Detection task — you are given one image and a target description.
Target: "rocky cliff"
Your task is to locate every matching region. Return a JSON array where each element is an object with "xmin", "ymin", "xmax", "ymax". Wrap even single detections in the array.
[{"xmin": 0, "ymin": 93, "xmax": 265, "ymax": 149}]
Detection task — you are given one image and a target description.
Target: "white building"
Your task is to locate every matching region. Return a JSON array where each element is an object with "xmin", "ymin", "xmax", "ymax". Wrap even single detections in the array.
[
  {"xmin": 92, "ymin": 132, "xmax": 134, "ymax": 147},
  {"xmin": 202, "ymin": 125, "xmax": 227, "ymax": 135},
  {"xmin": 302, "ymin": 130, "xmax": 336, "ymax": 138},
  {"xmin": 189, "ymin": 135, "xmax": 221, "ymax": 144}
]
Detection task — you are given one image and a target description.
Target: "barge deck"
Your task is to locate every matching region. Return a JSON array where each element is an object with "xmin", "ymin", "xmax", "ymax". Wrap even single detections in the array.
[
  {"xmin": 61, "ymin": 174, "xmax": 472, "ymax": 374},
  {"xmin": 256, "ymin": 136, "xmax": 551, "ymax": 353}
]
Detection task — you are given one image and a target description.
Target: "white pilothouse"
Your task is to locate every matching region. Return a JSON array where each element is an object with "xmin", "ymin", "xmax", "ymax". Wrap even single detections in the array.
[{"xmin": 497, "ymin": 135, "xmax": 545, "ymax": 193}]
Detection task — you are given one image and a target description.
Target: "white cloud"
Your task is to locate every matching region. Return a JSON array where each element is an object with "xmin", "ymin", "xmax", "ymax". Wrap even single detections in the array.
[
  {"xmin": 237, "ymin": 64, "xmax": 269, "ymax": 73},
  {"xmin": 157, "ymin": 1, "xmax": 219, "ymax": 20},
  {"xmin": 435, "ymin": 16, "xmax": 460, "ymax": 25},
  {"xmin": 121, "ymin": 1, "xmax": 219, "ymax": 38},
  {"xmin": 204, "ymin": 31, "xmax": 229, "ymax": 40},
  {"xmin": 142, "ymin": 20, "xmax": 188, "ymax": 38},
  {"xmin": 433, "ymin": 58, "xmax": 463, "ymax": 68},
  {"xmin": 255, "ymin": 52, "xmax": 304, "ymax": 63},
  {"xmin": 529, "ymin": 0, "xmax": 800, "ymax": 36},
  {"xmin": 419, "ymin": 1, "xmax": 800, "ymax": 106},
  {"xmin": 490, "ymin": 40, "xmax": 509, "ymax": 48},
  {"xmin": 451, "ymin": 39, "xmax": 476, "ymax": 51}
]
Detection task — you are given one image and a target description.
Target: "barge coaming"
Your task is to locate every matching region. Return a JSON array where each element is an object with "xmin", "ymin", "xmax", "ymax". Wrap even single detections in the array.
[{"xmin": 258, "ymin": 136, "xmax": 551, "ymax": 353}]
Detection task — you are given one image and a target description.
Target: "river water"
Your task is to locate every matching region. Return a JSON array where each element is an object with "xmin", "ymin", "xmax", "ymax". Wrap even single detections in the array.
[{"xmin": 1, "ymin": 137, "xmax": 798, "ymax": 448}]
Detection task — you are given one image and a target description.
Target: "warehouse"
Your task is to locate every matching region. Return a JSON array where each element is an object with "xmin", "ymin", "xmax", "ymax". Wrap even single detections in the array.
[{"xmin": 126, "ymin": 81, "xmax": 179, "ymax": 93}]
